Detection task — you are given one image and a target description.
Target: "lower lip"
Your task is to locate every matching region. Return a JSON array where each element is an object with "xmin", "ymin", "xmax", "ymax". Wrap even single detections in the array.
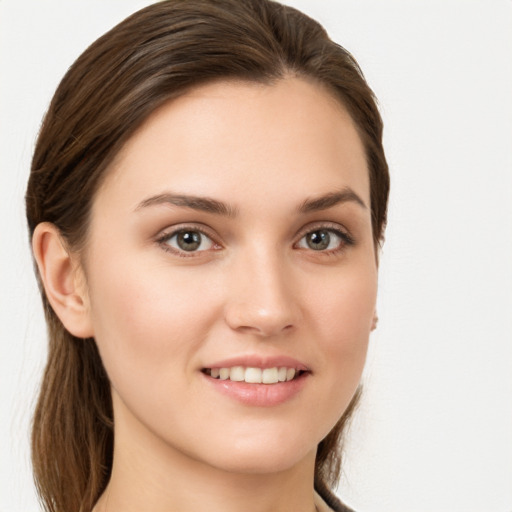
[{"xmin": 202, "ymin": 372, "xmax": 309, "ymax": 407}]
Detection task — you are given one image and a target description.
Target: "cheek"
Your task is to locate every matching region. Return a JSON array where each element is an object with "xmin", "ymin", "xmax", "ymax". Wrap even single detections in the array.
[
  {"xmin": 84, "ymin": 252, "xmax": 221, "ymax": 389},
  {"xmin": 309, "ymin": 260, "xmax": 377, "ymax": 347},
  {"xmin": 306, "ymin": 261, "xmax": 376, "ymax": 420}
]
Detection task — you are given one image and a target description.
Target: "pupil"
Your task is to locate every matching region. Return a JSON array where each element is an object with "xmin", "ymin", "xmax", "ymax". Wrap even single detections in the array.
[
  {"xmin": 177, "ymin": 231, "xmax": 201, "ymax": 251},
  {"xmin": 307, "ymin": 230, "xmax": 330, "ymax": 250}
]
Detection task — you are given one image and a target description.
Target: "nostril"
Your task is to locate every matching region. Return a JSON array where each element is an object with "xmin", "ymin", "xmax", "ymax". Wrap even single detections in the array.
[{"xmin": 229, "ymin": 307, "xmax": 299, "ymax": 336}]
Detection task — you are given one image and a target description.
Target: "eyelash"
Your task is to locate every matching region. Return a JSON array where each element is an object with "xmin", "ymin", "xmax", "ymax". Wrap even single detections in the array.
[
  {"xmin": 295, "ymin": 223, "xmax": 355, "ymax": 256},
  {"xmin": 155, "ymin": 225, "xmax": 219, "ymax": 258},
  {"xmin": 155, "ymin": 223, "xmax": 355, "ymax": 258}
]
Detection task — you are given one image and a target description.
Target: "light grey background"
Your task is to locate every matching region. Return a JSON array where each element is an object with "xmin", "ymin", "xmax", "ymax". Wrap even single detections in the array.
[{"xmin": 1, "ymin": 1, "xmax": 511, "ymax": 511}]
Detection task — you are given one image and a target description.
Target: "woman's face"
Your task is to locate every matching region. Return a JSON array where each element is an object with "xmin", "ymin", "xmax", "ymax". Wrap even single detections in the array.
[{"xmin": 82, "ymin": 78, "xmax": 377, "ymax": 474}]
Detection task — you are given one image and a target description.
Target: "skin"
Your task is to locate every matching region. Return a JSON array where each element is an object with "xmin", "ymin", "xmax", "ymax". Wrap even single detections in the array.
[{"xmin": 34, "ymin": 77, "xmax": 377, "ymax": 512}]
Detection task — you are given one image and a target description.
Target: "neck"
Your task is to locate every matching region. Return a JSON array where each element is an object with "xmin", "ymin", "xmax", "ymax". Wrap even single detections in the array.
[
  {"xmin": 95, "ymin": 449, "xmax": 318, "ymax": 512},
  {"xmin": 93, "ymin": 400, "xmax": 318, "ymax": 512}
]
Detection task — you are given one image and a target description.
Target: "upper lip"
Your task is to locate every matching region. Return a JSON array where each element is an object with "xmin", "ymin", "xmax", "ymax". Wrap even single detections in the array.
[{"xmin": 202, "ymin": 355, "xmax": 310, "ymax": 372}]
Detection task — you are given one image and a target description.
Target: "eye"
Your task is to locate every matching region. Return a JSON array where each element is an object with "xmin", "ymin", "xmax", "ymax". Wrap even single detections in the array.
[
  {"xmin": 160, "ymin": 229, "xmax": 215, "ymax": 253},
  {"xmin": 296, "ymin": 228, "xmax": 352, "ymax": 252}
]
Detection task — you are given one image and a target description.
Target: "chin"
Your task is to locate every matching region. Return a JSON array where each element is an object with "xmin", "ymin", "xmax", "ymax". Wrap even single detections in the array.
[
  {"xmin": 190, "ymin": 429, "xmax": 317, "ymax": 475},
  {"xmin": 205, "ymin": 447, "xmax": 314, "ymax": 475}
]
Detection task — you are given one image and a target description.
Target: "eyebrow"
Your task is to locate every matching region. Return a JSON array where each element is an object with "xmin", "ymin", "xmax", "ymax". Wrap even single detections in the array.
[
  {"xmin": 135, "ymin": 187, "xmax": 366, "ymax": 217},
  {"xmin": 135, "ymin": 192, "xmax": 238, "ymax": 217},
  {"xmin": 297, "ymin": 188, "xmax": 367, "ymax": 213}
]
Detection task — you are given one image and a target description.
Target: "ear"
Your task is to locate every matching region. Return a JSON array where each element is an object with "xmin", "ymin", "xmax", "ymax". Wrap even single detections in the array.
[
  {"xmin": 32, "ymin": 222, "xmax": 94, "ymax": 338},
  {"xmin": 371, "ymin": 313, "xmax": 378, "ymax": 331}
]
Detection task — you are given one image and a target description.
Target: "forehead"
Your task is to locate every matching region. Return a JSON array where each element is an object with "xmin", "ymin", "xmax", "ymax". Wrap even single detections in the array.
[{"xmin": 96, "ymin": 77, "xmax": 369, "ymax": 213}]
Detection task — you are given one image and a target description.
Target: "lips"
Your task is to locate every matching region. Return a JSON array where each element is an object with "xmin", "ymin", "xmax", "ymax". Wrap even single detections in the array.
[{"xmin": 201, "ymin": 355, "xmax": 310, "ymax": 406}]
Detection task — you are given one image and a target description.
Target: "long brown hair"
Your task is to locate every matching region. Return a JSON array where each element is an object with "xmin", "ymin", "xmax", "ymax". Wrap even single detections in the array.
[{"xmin": 26, "ymin": 1, "xmax": 389, "ymax": 511}]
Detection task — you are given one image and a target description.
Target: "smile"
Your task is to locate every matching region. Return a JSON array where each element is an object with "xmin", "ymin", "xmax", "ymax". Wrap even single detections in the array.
[{"xmin": 203, "ymin": 366, "xmax": 304, "ymax": 384}]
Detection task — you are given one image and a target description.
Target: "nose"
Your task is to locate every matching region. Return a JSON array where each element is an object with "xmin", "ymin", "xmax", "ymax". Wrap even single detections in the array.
[{"xmin": 224, "ymin": 249, "xmax": 302, "ymax": 337}]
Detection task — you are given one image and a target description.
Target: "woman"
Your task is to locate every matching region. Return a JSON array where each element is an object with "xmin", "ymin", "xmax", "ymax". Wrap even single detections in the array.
[{"xmin": 26, "ymin": 1, "xmax": 389, "ymax": 511}]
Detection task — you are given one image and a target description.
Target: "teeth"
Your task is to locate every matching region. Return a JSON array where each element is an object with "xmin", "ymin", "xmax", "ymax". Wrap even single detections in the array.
[
  {"xmin": 262, "ymin": 367, "xmax": 279, "ymax": 384},
  {"xmin": 207, "ymin": 366, "xmax": 301, "ymax": 384},
  {"xmin": 229, "ymin": 366, "xmax": 245, "ymax": 382},
  {"xmin": 245, "ymin": 367, "xmax": 262, "ymax": 383}
]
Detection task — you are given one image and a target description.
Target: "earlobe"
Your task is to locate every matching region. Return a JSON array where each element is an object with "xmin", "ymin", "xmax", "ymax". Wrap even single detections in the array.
[
  {"xmin": 32, "ymin": 222, "xmax": 94, "ymax": 338},
  {"xmin": 371, "ymin": 313, "xmax": 378, "ymax": 331}
]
